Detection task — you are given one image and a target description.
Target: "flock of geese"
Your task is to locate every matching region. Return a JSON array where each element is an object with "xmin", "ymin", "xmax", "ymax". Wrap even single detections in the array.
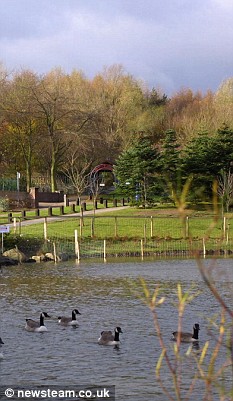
[
  {"xmin": 24, "ymin": 310, "xmax": 124, "ymax": 346},
  {"xmin": 0, "ymin": 310, "xmax": 200, "ymax": 359}
]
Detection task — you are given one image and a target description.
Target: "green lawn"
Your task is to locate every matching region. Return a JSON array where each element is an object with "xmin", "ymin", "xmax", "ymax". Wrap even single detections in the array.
[
  {"xmin": 2, "ymin": 205, "xmax": 233, "ymax": 258},
  {"xmin": 11, "ymin": 213, "xmax": 233, "ymax": 241}
]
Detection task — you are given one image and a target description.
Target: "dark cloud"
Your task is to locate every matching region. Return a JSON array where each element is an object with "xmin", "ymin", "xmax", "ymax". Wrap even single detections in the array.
[{"xmin": 0, "ymin": 0, "xmax": 233, "ymax": 94}]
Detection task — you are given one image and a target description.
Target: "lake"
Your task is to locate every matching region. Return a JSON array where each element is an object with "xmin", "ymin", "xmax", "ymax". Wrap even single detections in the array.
[{"xmin": 0, "ymin": 257, "xmax": 232, "ymax": 400}]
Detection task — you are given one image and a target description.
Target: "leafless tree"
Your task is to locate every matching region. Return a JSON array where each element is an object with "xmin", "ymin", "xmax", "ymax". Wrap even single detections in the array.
[{"xmin": 217, "ymin": 169, "xmax": 233, "ymax": 213}]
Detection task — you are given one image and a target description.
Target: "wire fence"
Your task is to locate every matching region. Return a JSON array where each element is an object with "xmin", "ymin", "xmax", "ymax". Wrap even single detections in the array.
[
  {"xmin": 41, "ymin": 237, "xmax": 233, "ymax": 260},
  {"xmin": 6, "ymin": 215, "xmax": 233, "ymax": 260},
  {"xmin": 14, "ymin": 215, "xmax": 232, "ymax": 239}
]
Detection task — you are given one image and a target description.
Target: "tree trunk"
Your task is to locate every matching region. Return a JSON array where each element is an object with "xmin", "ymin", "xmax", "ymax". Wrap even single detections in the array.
[
  {"xmin": 26, "ymin": 161, "xmax": 32, "ymax": 192},
  {"xmin": 50, "ymin": 146, "xmax": 57, "ymax": 192}
]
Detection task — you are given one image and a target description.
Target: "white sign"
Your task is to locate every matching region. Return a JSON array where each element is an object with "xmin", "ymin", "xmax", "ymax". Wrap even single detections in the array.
[{"xmin": 0, "ymin": 225, "xmax": 10, "ymax": 233}]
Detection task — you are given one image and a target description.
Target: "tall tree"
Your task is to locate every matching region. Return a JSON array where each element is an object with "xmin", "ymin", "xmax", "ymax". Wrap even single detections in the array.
[
  {"xmin": 32, "ymin": 68, "xmax": 91, "ymax": 191},
  {"xmin": 133, "ymin": 88, "xmax": 167, "ymax": 143},
  {"xmin": 164, "ymin": 89, "xmax": 204, "ymax": 143},
  {"xmin": 1, "ymin": 70, "xmax": 41, "ymax": 191},
  {"xmin": 114, "ymin": 135, "xmax": 160, "ymax": 207},
  {"xmin": 61, "ymin": 149, "xmax": 93, "ymax": 206},
  {"xmin": 0, "ymin": 64, "xmax": 11, "ymax": 175},
  {"xmin": 214, "ymin": 78, "xmax": 233, "ymax": 127},
  {"xmin": 159, "ymin": 129, "xmax": 181, "ymax": 200},
  {"xmin": 182, "ymin": 127, "xmax": 233, "ymax": 200},
  {"xmin": 216, "ymin": 124, "xmax": 233, "ymax": 171},
  {"xmin": 217, "ymin": 169, "xmax": 233, "ymax": 214},
  {"xmin": 90, "ymin": 64, "xmax": 145, "ymax": 158}
]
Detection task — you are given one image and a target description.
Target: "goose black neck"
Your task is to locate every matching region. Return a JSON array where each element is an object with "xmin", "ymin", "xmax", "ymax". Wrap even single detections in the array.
[
  {"xmin": 192, "ymin": 327, "xmax": 199, "ymax": 340},
  {"xmin": 40, "ymin": 314, "xmax": 45, "ymax": 326},
  {"xmin": 114, "ymin": 331, "xmax": 120, "ymax": 341},
  {"xmin": 72, "ymin": 311, "xmax": 77, "ymax": 320}
]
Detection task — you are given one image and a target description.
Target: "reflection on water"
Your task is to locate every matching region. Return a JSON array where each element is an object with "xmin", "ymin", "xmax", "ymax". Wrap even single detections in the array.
[{"xmin": 0, "ymin": 258, "xmax": 232, "ymax": 400}]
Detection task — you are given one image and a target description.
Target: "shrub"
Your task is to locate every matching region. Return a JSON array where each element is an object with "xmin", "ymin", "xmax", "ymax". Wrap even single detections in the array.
[{"xmin": 0, "ymin": 197, "xmax": 10, "ymax": 212}]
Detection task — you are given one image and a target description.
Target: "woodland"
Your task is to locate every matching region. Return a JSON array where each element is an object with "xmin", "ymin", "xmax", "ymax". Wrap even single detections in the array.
[{"xmin": 0, "ymin": 63, "xmax": 233, "ymax": 207}]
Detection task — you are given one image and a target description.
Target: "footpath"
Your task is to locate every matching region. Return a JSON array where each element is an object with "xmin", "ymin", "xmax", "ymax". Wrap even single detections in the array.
[
  {"xmin": 7, "ymin": 205, "xmax": 130, "ymax": 227},
  {"xmin": 0, "ymin": 206, "xmax": 130, "ymax": 265}
]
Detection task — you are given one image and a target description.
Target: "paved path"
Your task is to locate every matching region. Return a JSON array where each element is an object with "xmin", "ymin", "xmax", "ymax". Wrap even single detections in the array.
[{"xmin": 8, "ymin": 206, "xmax": 130, "ymax": 227}]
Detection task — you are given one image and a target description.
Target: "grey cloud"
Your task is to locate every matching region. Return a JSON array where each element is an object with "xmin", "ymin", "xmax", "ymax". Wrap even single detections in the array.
[{"xmin": 0, "ymin": 0, "xmax": 233, "ymax": 94}]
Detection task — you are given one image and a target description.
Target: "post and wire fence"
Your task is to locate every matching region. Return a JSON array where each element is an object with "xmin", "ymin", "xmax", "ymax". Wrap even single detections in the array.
[{"xmin": 9, "ymin": 215, "xmax": 233, "ymax": 261}]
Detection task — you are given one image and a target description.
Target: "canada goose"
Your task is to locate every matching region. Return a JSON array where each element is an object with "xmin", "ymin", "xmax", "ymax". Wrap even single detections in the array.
[
  {"xmin": 98, "ymin": 326, "xmax": 123, "ymax": 346},
  {"xmin": 172, "ymin": 323, "xmax": 200, "ymax": 343},
  {"xmin": 25, "ymin": 312, "xmax": 50, "ymax": 332},
  {"xmin": 58, "ymin": 309, "xmax": 81, "ymax": 326},
  {"xmin": 0, "ymin": 337, "xmax": 4, "ymax": 359}
]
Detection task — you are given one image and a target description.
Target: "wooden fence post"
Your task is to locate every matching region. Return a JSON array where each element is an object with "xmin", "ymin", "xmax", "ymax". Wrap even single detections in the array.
[
  {"xmin": 141, "ymin": 239, "xmax": 144, "ymax": 260},
  {"xmin": 91, "ymin": 217, "xmax": 94, "ymax": 237},
  {"xmin": 115, "ymin": 217, "xmax": 117, "ymax": 237},
  {"xmin": 185, "ymin": 216, "xmax": 189, "ymax": 238},
  {"xmin": 144, "ymin": 221, "xmax": 146, "ymax": 241},
  {"xmin": 150, "ymin": 216, "xmax": 153, "ymax": 238},
  {"xmin": 8, "ymin": 212, "xmax": 13, "ymax": 223},
  {"xmin": 75, "ymin": 229, "xmax": 80, "ymax": 260},
  {"xmin": 44, "ymin": 217, "xmax": 48, "ymax": 240},
  {"xmin": 103, "ymin": 239, "xmax": 106, "ymax": 262},
  {"xmin": 202, "ymin": 238, "xmax": 206, "ymax": 258},
  {"xmin": 53, "ymin": 242, "xmax": 57, "ymax": 263},
  {"xmin": 226, "ymin": 222, "xmax": 230, "ymax": 245},
  {"xmin": 13, "ymin": 217, "xmax": 17, "ymax": 234},
  {"xmin": 79, "ymin": 216, "xmax": 83, "ymax": 238},
  {"xmin": 21, "ymin": 210, "xmax": 26, "ymax": 220},
  {"xmin": 223, "ymin": 216, "xmax": 226, "ymax": 239}
]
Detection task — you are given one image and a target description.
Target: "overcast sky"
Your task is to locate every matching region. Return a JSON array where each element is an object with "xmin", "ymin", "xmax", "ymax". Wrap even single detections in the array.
[{"xmin": 1, "ymin": 0, "xmax": 233, "ymax": 95}]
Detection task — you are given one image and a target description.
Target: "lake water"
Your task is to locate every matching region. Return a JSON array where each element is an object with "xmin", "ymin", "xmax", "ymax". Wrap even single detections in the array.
[{"xmin": 0, "ymin": 257, "xmax": 232, "ymax": 400}]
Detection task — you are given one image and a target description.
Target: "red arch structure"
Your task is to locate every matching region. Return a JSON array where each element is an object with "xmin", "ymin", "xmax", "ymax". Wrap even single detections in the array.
[
  {"xmin": 90, "ymin": 161, "xmax": 114, "ymax": 176},
  {"xmin": 90, "ymin": 161, "xmax": 115, "ymax": 189},
  {"xmin": 90, "ymin": 161, "xmax": 114, "ymax": 179}
]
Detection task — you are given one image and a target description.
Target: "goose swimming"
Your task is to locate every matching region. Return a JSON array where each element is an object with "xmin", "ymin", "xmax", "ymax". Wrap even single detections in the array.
[
  {"xmin": 25, "ymin": 312, "xmax": 50, "ymax": 332},
  {"xmin": 98, "ymin": 326, "xmax": 123, "ymax": 346},
  {"xmin": 172, "ymin": 323, "xmax": 200, "ymax": 343}
]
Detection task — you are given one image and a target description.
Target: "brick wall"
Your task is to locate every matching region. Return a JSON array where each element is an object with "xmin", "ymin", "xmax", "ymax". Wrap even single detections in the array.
[{"xmin": 0, "ymin": 188, "xmax": 64, "ymax": 208}]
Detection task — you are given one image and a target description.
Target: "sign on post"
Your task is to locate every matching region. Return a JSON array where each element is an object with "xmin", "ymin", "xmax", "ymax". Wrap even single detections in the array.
[
  {"xmin": 1, "ymin": 225, "xmax": 10, "ymax": 254},
  {"xmin": 0, "ymin": 225, "xmax": 10, "ymax": 234}
]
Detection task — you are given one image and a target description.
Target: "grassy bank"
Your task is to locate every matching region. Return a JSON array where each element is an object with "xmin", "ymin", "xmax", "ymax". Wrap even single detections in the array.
[{"xmin": 2, "ymin": 206, "xmax": 233, "ymax": 259}]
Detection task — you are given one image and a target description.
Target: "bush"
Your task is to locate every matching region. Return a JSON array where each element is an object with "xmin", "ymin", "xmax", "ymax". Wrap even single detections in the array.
[{"xmin": 0, "ymin": 197, "xmax": 10, "ymax": 212}]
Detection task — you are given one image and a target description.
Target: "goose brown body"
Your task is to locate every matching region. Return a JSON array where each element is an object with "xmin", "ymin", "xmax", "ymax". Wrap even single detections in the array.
[
  {"xmin": 25, "ymin": 312, "xmax": 50, "ymax": 332},
  {"xmin": 58, "ymin": 309, "xmax": 81, "ymax": 326},
  {"xmin": 172, "ymin": 323, "xmax": 200, "ymax": 343},
  {"xmin": 98, "ymin": 327, "xmax": 123, "ymax": 345}
]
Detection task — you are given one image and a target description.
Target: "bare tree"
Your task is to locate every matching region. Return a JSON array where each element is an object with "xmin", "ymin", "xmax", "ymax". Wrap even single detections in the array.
[
  {"xmin": 0, "ymin": 70, "xmax": 41, "ymax": 191},
  {"xmin": 61, "ymin": 150, "xmax": 93, "ymax": 206},
  {"xmin": 217, "ymin": 169, "xmax": 233, "ymax": 214},
  {"xmin": 31, "ymin": 68, "xmax": 92, "ymax": 191}
]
